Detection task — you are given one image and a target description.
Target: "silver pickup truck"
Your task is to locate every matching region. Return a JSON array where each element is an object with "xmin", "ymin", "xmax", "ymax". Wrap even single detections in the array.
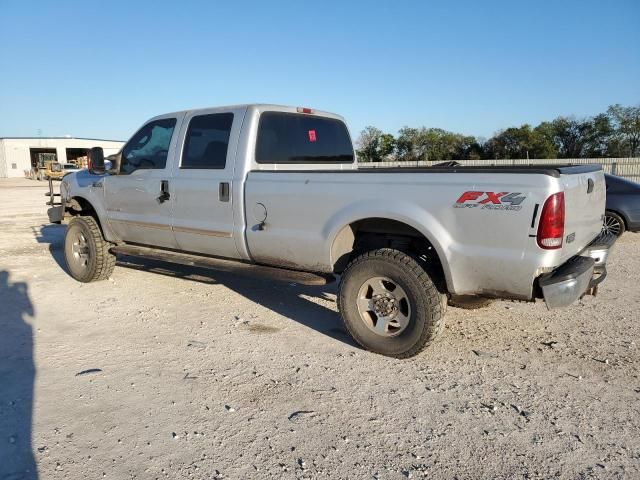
[{"xmin": 48, "ymin": 104, "xmax": 615, "ymax": 357}]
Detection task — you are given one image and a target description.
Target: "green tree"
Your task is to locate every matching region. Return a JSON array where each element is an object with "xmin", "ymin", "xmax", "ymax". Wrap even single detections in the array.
[
  {"xmin": 422, "ymin": 128, "xmax": 453, "ymax": 160},
  {"xmin": 583, "ymin": 113, "xmax": 615, "ymax": 157},
  {"xmin": 455, "ymin": 135, "xmax": 483, "ymax": 159},
  {"xmin": 396, "ymin": 127, "xmax": 483, "ymax": 161},
  {"xmin": 483, "ymin": 124, "xmax": 556, "ymax": 159},
  {"xmin": 359, "ymin": 102, "xmax": 639, "ymax": 162},
  {"xmin": 532, "ymin": 121, "xmax": 558, "ymax": 158},
  {"xmin": 396, "ymin": 127, "xmax": 427, "ymax": 162},
  {"xmin": 607, "ymin": 104, "xmax": 640, "ymax": 156},
  {"xmin": 550, "ymin": 117, "xmax": 591, "ymax": 158},
  {"xmin": 356, "ymin": 126, "xmax": 383, "ymax": 162},
  {"xmin": 378, "ymin": 133, "xmax": 396, "ymax": 159}
]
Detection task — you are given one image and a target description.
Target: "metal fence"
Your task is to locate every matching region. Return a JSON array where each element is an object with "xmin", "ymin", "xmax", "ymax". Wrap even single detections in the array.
[{"xmin": 358, "ymin": 158, "xmax": 640, "ymax": 181}]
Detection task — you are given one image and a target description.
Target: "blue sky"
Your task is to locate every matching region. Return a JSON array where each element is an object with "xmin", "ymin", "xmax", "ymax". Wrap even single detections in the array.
[{"xmin": 1, "ymin": 0, "xmax": 638, "ymax": 141}]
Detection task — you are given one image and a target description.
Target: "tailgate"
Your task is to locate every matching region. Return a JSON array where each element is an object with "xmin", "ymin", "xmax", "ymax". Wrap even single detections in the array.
[{"xmin": 559, "ymin": 166, "xmax": 605, "ymax": 260}]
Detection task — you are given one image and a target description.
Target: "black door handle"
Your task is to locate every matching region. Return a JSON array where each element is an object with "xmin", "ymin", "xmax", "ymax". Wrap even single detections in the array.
[
  {"xmin": 219, "ymin": 182, "xmax": 230, "ymax": 202},
  {"xmin": 158, "ymin": 180, "xmax": 170, "ymax": 203}
]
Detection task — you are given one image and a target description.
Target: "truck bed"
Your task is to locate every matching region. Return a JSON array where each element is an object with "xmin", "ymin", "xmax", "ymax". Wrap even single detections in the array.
[
  {"xmin": 243, "ymin": 164, "xmax": 605, "ymax": 300},
  {"xmin": 337, "ymin": 164, "xmax": 602, "ymax": 177}
]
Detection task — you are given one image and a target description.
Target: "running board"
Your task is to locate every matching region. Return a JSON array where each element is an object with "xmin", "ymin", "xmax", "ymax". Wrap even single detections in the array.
[{"xmin": 110, "ymin": 244, "xmax": 335, "ymax": 286}]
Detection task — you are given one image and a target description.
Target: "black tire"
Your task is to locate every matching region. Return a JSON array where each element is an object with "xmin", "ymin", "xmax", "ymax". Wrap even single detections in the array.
[
  {"xmin": 64, "ymin": 216, "xmax": 116, "ymax": 282},
  {"xmin": 337, "ymin": 248, "xmax": 446, "ymax": 358},
  {"xmin": 602, "ymin": 210, "xmax": 626, "ymax": 237},
  {"xmin": 448, "ymin": 295, "xmax": 494, "ymax": 310}
]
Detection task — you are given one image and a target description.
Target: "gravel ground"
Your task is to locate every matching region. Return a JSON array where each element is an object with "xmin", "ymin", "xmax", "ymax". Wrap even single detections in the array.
[{"xmin": 1, "ymin": 177, "xmax": 639, "ymax": 480}]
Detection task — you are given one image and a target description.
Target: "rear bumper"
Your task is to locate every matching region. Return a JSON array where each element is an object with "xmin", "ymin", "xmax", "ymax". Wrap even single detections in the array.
[{"xmin": 539, "ymin": 233, "xmax": 616, "ymax": 309}]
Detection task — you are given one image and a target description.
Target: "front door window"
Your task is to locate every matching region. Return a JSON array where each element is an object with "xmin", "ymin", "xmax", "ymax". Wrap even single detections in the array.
[{"xmin": 120, "ymin": 118, "xmax": 177, "ymax": 174}]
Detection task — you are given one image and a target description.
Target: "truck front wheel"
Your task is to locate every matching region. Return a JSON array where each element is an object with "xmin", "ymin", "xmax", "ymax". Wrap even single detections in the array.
[
  {"xmin": 64, "ymin": 216, "xmax": 116, "ymax": 282},
  {"xmin": 338, "ymin": 248, "xmax": 446, "ymax": 358}
]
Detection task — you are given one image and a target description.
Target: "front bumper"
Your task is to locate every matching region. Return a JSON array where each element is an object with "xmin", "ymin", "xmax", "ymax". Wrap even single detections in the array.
[
  {"xmin": 47, "ymin": 205, "xmax": 64, "ymax": 223},
  {"xmin": 539, "ymin": 233, "xmax": 616, "ymax": 309}
]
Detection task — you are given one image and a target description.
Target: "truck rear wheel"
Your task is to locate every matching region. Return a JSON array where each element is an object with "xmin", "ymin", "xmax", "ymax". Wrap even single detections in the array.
[
  {"xmin": 64, "ymin": 216, "xmax": 116, "ymax": 282},
  {"xmin": 338, "ymin": 248, "xmax": 446, "ymax": 358}
]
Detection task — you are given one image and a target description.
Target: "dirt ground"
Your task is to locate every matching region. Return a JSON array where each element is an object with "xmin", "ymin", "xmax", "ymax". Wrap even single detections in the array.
[{"xmin": 1, "ymin": 177, "xmax": 639, "ymax": 480}]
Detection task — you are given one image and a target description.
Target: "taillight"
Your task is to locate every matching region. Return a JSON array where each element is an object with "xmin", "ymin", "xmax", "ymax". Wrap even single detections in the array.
[
  {"xmin": 537, "ymin": 192, "xmax": 565, "ymax": 249},
  {"xmin": 296, "ymin": 107, "xmax": 314, "ymax": 114}
]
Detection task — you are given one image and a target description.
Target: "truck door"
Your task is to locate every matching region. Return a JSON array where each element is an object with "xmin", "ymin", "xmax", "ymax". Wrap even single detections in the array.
[
  {"xmin": 103, "ymin": 114, "xmax": 182, "ymax": 248},
  {"xmin": 169, "ymin": 107, "xmax": 245, "ymax": 259}
]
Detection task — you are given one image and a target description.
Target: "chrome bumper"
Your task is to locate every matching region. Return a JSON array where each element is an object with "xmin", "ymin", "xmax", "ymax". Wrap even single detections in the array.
[{"xmin": 539, "ymin": 233, "xmax": 616, "ymax": 309}]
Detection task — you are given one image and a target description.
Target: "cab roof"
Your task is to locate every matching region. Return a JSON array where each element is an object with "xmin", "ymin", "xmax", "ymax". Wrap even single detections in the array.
[{"xmin": 156, "ymin": 104, "xmax": 345, "ymax": 122}]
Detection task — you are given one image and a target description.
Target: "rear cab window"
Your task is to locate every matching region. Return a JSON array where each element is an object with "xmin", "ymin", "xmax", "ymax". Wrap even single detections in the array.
[
  {"xmin": 255, "ymin": 112, "xmax": 354, "ymax": 164},
  {"xmin": 181, "ymin": 113, "xmax": 234, "ymax": 169}
]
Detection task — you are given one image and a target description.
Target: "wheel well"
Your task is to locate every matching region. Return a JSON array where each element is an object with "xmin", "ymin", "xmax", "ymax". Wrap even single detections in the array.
[
  {"xmin": 67, "ymin": 196, "xmax": 103, "ymax": 231},
  {"xmin": 332, "ymin": 218, "xmax": 447, "ymax": 293}
]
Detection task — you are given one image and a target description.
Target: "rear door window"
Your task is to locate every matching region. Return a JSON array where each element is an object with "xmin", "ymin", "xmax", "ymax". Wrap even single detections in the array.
[
  {"xmin": 181, "ymin": 113, "xmax": 234, "ymax": 169},
  {"xmin": 256, "ymin": 112, "xmax": 354, "ymax": 164}
]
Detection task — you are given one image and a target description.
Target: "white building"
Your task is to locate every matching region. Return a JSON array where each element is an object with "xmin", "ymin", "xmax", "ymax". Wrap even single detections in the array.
[{"xmin": 0, "ymin": 137, "xmax": 125, "ymax": 178}]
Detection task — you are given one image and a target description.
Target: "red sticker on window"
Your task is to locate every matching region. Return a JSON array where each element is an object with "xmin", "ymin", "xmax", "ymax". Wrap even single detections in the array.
[{"xmin": 308, "ymin": 129, "xmax": 317, "ymax": 142}]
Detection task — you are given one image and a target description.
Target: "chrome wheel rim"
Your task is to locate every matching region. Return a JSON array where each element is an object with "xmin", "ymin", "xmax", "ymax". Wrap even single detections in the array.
[
  {"xmin": 70, "ymin": 231, "xmax": 90, "ymax": 270},
  {"xmin": 356, "ymin": 276, "xmax": 411, "ymax": 337},
  {"xmin": 602, "ymin": 215, "xmax": 621, "ymax": 236}
]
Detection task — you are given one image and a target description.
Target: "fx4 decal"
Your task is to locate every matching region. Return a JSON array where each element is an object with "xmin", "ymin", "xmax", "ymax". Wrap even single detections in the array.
[{"xmin": 454, "ymin": 191, "xmax": 527, "ymax": 211}]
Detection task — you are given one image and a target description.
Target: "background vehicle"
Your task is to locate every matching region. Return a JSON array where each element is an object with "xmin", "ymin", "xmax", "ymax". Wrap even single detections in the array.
[
  {"xmin": 61, "ymin": 163, "xmax": 81, "ymax": 176},
  {"xmin": 28, "ymin": 151, "xmax": 57, "ymax": 180},
  {"xmin": 39, "ymin": 160, "xmax": 64, "ymax": 181},
  {"xmin": 49, "ymin": 104, "xmax": 613, "ymax": 357},
  {"xmin": 603, "ymin": 173, "xmax": 640, "ymax": 236}
]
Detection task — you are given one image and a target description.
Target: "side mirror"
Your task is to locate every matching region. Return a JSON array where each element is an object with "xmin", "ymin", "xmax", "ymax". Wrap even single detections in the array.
[{"xmin": 88, "ymin": 147, "xmax": 105, "ymax": 175}]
